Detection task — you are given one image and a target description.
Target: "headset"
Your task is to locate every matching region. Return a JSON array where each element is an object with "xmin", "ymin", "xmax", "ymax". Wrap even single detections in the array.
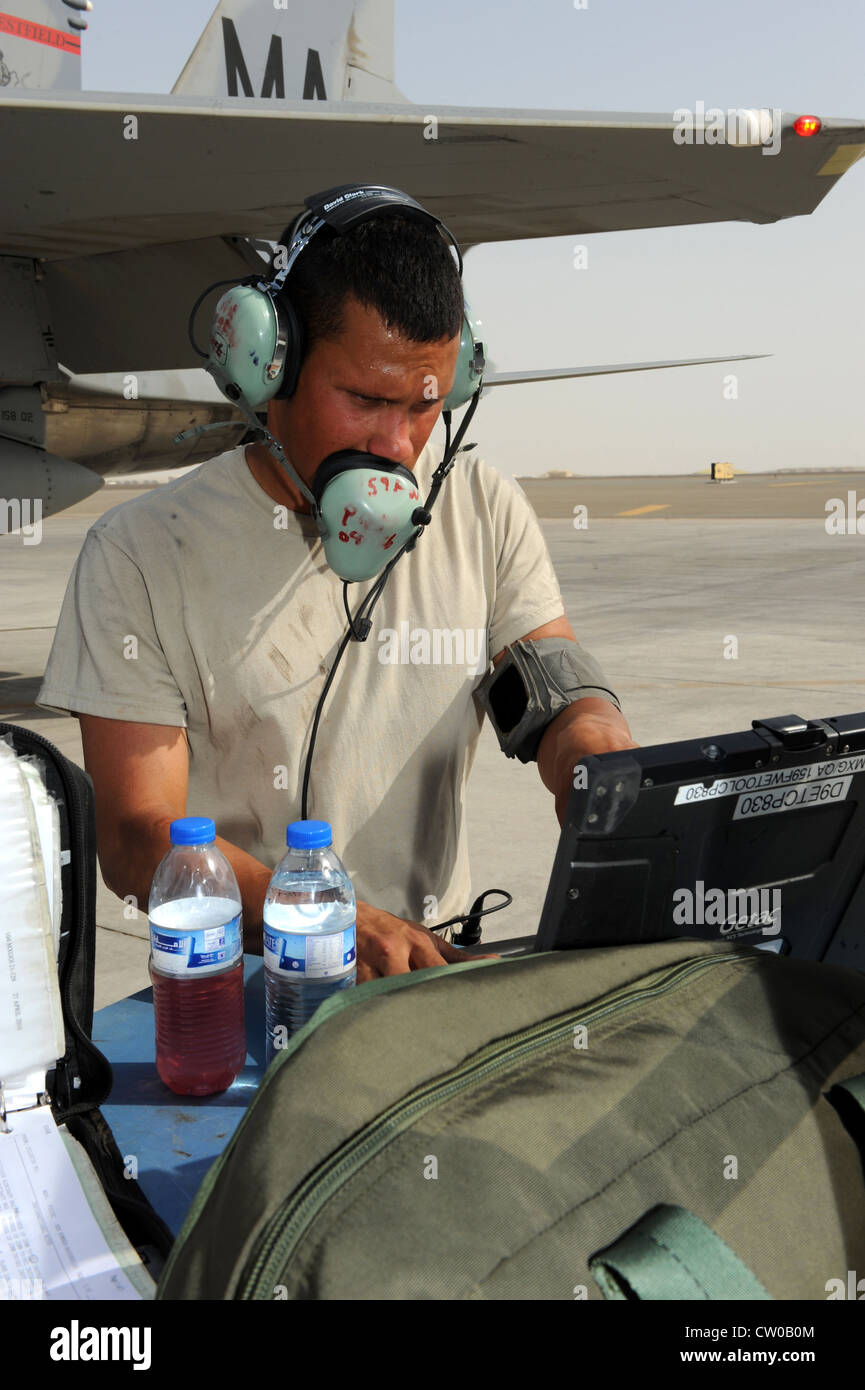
[{"xmin": 189, "ymin": 183, "xmax": 486, "ymax": 583}]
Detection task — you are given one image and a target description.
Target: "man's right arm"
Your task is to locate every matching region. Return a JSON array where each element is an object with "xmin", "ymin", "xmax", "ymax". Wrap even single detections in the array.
[{"xmin": 78, "ymin": 714, "xmax": 272, "ymax": 953}]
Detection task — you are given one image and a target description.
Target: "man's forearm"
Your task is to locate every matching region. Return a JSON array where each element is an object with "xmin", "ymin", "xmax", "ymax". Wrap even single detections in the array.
[
  {"xmin": 214, "ymin": 837, "xmax": 272, "ymax": 953},
  {"xmin": 537, "ymin": 696, "xmax": 638, "ymax": 825}
]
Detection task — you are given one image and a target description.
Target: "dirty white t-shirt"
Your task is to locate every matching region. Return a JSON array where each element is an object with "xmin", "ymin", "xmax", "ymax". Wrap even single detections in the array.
[{"xmin": 38, "ymin": 443, "xmax": 565, "ymax": 923}]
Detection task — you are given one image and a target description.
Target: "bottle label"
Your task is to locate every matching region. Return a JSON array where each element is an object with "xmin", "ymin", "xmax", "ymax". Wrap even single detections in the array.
[
  {"xmin": 263, "ymin": 924, "xmax": 356, "ymax": 980},
  {"xmin": 150, "ymin": 911, "xmax": 243, "ymax": 976}
]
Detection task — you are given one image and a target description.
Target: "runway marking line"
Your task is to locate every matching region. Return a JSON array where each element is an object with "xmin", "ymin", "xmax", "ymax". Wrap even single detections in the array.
[{"xmin": 616, "ymin": 504, "xmax": 672, "ymax": 516}]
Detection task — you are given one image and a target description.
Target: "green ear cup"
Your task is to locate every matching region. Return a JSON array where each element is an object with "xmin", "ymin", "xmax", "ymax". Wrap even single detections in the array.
[
  {"xmin": 319, "ymin": 467, "xmax": 423, "ymax": 582},
  {"xmin": 442, "ymin": 302, "xmax": 486, "ymax": 411},
  {"xmin": 208, "ymin": 285, "xmax": 285, "ymax": 410}
]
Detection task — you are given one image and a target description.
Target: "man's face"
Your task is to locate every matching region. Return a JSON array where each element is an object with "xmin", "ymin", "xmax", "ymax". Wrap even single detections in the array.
[{"xmin": 270, "ymin": 293, "xmax": 461, "ymax": 489}]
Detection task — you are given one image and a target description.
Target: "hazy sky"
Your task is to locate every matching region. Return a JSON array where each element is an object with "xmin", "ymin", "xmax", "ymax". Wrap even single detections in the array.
[{"xmin": 80, "ymin": 0, "xmax": 865, "ymax": 477}]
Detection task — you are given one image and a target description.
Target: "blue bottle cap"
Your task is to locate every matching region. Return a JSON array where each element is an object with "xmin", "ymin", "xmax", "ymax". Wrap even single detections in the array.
[
  {"xmin": 170, "ymin": 816, "xmax": 216, "ymax": 846},
  {"xmin": 286, "ymin": 820, "xmax": 332, "ymax": 850}
]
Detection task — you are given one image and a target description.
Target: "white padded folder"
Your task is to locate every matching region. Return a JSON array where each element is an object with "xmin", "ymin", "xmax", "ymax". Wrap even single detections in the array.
[{"xmin": 0, "ymin": 741, "xmax": 65, "ymax": 1109}]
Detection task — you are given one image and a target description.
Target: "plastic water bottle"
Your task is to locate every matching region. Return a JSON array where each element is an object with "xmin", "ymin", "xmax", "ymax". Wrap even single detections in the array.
[
  {"xmin": 263, "ymin": 820, "xmax": 356, "ymax": 1064},
  {"xmin": 148, "ymin": 817, "xmax": 246, "ymax": 1096}
]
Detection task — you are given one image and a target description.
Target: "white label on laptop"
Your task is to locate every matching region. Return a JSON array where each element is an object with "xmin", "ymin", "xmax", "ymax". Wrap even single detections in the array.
[
  {"xmin": 732, "ymin": 775, "xmax": 852, "ymax": 820},
  {"xmin": 674, "ymin": 754, "xmax": 865, "ymax": 806}
]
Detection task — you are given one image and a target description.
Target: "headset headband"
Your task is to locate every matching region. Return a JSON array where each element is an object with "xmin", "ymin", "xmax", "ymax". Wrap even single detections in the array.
[{"xmin": 272, "ymin": 184, "xmax": 463, "ymax": 287}]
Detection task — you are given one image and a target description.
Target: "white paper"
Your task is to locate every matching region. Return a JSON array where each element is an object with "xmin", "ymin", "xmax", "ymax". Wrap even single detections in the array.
[
  {"xmin": 17, "ymin": 757, "xmax": 62, "ymax": 960},
  {"xmin": 0, "ymin": 1107, "xmax": 151, "ymax": 1300},
  {"xmin": 0, "ymin": 745, "xmax": 65, "ymax": 1090}
]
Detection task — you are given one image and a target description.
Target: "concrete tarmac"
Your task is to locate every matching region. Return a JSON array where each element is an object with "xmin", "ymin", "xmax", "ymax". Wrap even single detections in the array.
[
  {"xmin": 516, "ymin": 470, "xmax": 865, "ymax": 519},
  {"xmin": 2, "ymin": 474, "xmax": 864, "ymax": 1008}
]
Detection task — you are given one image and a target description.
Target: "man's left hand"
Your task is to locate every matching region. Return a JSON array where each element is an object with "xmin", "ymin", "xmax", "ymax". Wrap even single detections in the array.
[{"xmin": 355, "ymin": 900, "xmax": 499, "ymax": 982}]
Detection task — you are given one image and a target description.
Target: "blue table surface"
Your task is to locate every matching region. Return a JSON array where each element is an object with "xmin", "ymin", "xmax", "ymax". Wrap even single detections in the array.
[{"xmin": 93, "ymin": 956, "xmax": 267, "ymax": 1236}]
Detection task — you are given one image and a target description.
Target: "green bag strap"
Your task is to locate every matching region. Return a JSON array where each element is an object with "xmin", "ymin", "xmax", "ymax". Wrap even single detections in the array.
[
  {"xmin": 589, "ymin": 1204, "xmax": 772, "ymax": 1301},
  {"xmin": 826, "ymin": 1071, "xmax": 865, "ymax": 1177}
]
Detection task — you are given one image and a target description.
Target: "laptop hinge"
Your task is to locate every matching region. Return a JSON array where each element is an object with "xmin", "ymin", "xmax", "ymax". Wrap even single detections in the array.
[{"xmin": 751, "ymin": 714, "xmax": 840, "ymax": 756}]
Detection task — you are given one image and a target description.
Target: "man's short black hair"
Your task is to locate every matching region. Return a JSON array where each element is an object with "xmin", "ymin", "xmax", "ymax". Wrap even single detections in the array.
[{"xmin": 273, "ymin": 214, "xmax": 464, "ymax": 349}]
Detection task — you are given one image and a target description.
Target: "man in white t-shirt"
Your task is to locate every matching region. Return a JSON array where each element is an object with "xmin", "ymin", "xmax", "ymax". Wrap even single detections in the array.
[{"xmin": 38, "ymin": 202, "xmax": 635, "ymax": 980}]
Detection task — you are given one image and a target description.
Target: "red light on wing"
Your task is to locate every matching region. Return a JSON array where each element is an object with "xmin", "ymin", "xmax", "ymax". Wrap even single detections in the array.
[{"xmin": 793, "ymin": 115, "xmax": 822, "ymax": 137}]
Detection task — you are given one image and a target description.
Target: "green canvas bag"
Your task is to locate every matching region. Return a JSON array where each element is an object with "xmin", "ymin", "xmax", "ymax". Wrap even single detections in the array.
[{"xmin": 156, "ymin": 938, "xmax": 865, "ymax": 1300}]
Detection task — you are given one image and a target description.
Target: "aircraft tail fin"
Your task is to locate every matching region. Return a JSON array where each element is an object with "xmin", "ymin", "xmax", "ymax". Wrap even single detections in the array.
[
  {"xmin": 0, "ymin": 0, "xmax": 89, "ymax": 91},
  {"xmin": 172, "ymin": 0, "xmax": 406, "ymax": 103}
]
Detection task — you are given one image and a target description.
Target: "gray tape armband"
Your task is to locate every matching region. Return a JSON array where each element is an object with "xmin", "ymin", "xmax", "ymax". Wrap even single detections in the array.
[{"xmin": 473, "ymin": 638, "xmax": 621, "ymax": 764}]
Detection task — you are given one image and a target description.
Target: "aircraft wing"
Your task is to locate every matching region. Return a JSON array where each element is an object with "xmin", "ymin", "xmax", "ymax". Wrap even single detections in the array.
[
  {"xmin": 2, "ymin": 93, "xmax": 863, "ymax": 256},
  {"xmin": 1, "ymin": 92, "xmax": 862, "ymax": 371},
  {"xmin": 483, "ymin": 353, "xmax": 770, "ymax": 388}
]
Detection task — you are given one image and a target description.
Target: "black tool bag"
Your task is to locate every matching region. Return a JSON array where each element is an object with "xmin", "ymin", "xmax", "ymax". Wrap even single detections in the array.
[{"xmin": 0, "ymin": 722, "xmax": 173, "ymax": 1282}]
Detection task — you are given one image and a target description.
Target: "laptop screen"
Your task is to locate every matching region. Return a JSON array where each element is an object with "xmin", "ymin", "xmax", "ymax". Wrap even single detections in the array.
[{"xmin": 533, "ymin": 713, "xmax": 865, "ymax": 969}]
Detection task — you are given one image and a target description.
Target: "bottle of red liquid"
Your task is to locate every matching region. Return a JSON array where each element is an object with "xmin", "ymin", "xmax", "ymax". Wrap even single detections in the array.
[{"xmin": 148, "ymin": 817, "xmax": 246, "ymax": 1096}]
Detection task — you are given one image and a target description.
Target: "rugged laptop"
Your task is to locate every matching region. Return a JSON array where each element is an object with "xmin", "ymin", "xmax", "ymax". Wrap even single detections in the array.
[{"xmin": 485, "ymin": 712, "xmax": 865, "ymax": 968}]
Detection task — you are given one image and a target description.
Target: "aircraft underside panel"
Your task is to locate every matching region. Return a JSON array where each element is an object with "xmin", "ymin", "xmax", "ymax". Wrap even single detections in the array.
[
  {"xmin": 0, "ymin": 256, "xmax": 61, "ymax": 382},
  {"xmin": 42, "ymin": 235, "xmax": 260, "ymax": 377},
  {"xmin": 0, "ymin": 384, "xmax": 248, "ymax": 477}
]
